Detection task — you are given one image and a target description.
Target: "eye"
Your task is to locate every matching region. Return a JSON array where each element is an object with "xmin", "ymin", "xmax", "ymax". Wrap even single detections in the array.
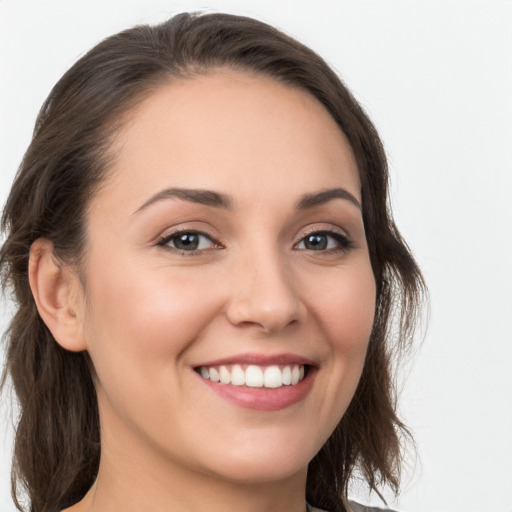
[
  {"xmin": 157, "ymin": 231, "xmax": 217, "ymax": 252},
  {"xmin": 295, "ymin": 231, "xmax": 352, "ymax": 252}
]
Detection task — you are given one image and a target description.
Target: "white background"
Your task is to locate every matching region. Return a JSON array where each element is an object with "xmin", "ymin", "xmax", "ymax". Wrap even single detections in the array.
[{"xmin": 1, "ymin": 1, "xmax": 511, "ymax": 511}]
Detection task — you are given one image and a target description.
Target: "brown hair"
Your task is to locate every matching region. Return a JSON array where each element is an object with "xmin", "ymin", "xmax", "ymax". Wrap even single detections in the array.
[{"xmin": 0, "ymin": 12, "xmax": 426, "ymax": 512}]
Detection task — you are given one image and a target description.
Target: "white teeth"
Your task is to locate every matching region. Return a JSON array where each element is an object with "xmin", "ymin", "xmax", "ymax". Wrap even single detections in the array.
[
  {"xmin": 197, "ymin": 363, "xmax": 307, "ymax": 388},
  {"xmin": 209, "ymin": 367, "xmax": 220, "ymax": 382},
  {"xmin": 245, "ymin": 365, "xmax": 264, "ymax": 387},
  {"xmin": 231, "ymin": 364, "xmax": 245, "ymax": 386},
  {"xmin": 291, "ymin": 365, "xmax": 300, "ymax": 385},
  {"xmin": 263, "ymin": 365, "xmax": 282, "ymax": 388},
  {"xmin": 219, "ymin": 365, "xmax": 231, "ymax": 384},
  {"xmin": 282, "ymin": 366, "xmax": 292, "ymax": 385}
]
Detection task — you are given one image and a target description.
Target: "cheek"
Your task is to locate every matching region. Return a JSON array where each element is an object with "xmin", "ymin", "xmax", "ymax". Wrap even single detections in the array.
[
  {"xmin": 310, "ymin": 264, "xmax": 376, "ymax": 355},
  {"xmin": 291, "ymin": 260, "xmax": 376, "ymax": 443},
  {"xmin": 304, "ymin": 259, "xmax": 376, "ymax": 408},
  {"xmin": 82, "ymin": 260, "xmax": 223, "ymax": 375},
  {"xmin": 80, "ymin": 261, "xmax": 229, "ymax": 442}
]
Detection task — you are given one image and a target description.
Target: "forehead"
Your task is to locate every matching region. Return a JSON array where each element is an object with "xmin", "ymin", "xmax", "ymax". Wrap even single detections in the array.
[{"xmin": 96, "ymin": 69, "xmax": 360, "ymax": 214}]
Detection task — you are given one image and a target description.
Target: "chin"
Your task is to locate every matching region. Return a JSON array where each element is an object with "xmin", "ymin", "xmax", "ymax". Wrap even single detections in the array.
[
  {"xmin": 195, "ymin": 437, "xmax": 315, "ymax": 485},
  {"xmin": 212, "ymin": 458, "xmax": 307, "ymax": 485}
]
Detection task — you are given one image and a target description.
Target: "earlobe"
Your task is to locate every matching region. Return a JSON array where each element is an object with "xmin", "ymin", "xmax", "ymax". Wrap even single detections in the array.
[{"xmin": 28, "ymin": 238, "xmax": 87, "ymax": 352}]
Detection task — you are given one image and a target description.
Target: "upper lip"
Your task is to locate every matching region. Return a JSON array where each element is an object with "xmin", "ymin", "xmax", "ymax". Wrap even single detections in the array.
[{"xmin": 194, "ymin": 352, "xmax": 316, "ymax": 368}]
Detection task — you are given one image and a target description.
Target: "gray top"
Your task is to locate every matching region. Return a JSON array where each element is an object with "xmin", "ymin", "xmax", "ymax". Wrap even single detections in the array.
[
  {"xmin": 308, "ymin": 501, "xmax": 398, "ymax": 512},
  {"xmin": 346, "ymin": 501, "xmax": 398, "ymax": 512}
]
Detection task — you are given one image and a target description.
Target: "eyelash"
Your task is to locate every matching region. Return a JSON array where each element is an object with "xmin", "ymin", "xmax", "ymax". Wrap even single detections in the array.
[{"xmin": 156, "ymin": 228, "xmax": 353, "ymax": 255}]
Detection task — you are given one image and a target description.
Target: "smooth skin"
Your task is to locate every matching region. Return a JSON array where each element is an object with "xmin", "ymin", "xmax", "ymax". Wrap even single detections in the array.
[{"xmin": 29, "ymin": 70, "xmax": 376, "ymax": 512}]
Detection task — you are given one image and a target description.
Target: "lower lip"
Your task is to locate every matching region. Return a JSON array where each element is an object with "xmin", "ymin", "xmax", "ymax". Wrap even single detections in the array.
[{"xmin": 195, "ymin": 368, "xmax": 316, "ymax": 411}]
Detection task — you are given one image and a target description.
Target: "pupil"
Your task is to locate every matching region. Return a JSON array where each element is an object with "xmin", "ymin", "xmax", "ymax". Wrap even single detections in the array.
[
  {"xmin": 175, "ymin": 233, "xmax": 199, "ymax": 250},
  {"xmin": 306, "ymin": 234, "xmax": 327, "ymax": 250}
]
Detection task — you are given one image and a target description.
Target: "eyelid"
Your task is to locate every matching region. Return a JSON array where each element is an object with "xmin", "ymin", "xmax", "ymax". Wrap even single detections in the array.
[{"xmin": 296, "ymin": 224, "xmax": 350, "ymax": 242}]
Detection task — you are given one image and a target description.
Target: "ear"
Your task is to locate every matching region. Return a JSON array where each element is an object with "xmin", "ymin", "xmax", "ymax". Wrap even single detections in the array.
[{"xmin": 28, "ymin": 238, "xmax": 87, "ymax": 352}]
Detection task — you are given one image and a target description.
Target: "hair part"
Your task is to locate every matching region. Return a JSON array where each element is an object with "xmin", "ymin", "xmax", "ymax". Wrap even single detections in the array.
[{"xmin": 1, "ymin": 12, "xmax": 426, "ymax": 512}]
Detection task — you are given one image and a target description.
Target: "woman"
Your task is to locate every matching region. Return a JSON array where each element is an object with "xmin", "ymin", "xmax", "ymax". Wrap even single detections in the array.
[{"xmin": 0, "ymin": 12, "xmax": 425, "ymax": 512}]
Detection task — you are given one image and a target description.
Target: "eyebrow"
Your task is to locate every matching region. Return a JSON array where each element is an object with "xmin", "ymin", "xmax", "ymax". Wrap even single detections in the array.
[
  {"xmin": 295, "ymin": 188, "xmax": 361, "ymax": 211},
  {"xmin": 134, "ymin": 186, "xmax": 361, "ymax": 215},
  {"xmin": 134, "ymin": 188, "xmax": 235, "ymax": 214}
]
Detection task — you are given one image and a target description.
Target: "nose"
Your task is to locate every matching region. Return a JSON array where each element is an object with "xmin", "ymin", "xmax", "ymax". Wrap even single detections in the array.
[{"xmin": 225, "ymin": 248, "xmax": 304, "ymax": 334}]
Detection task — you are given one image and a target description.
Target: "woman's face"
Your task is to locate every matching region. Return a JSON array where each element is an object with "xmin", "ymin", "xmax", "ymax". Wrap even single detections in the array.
[{"xmin": 76, "ymin": 70, "xmax": 376, "ymax": 485}]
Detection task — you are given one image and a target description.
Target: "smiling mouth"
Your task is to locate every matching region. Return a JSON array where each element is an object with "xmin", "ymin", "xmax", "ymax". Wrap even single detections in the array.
[{"xmin": 195, "ymin": 364, "xmax": 308, "ymax": 389}]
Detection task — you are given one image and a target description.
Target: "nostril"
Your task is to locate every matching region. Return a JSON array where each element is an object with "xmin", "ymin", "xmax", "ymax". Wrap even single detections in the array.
[{"xmin": 225, "ymin": 299, "xmax": 302, "ymax": 334}]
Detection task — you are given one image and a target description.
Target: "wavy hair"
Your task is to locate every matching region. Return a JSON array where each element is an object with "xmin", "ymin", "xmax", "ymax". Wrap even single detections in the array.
[{"xmin": 0, "ymin": 12, "xmax": 426, "ymax": 512}]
